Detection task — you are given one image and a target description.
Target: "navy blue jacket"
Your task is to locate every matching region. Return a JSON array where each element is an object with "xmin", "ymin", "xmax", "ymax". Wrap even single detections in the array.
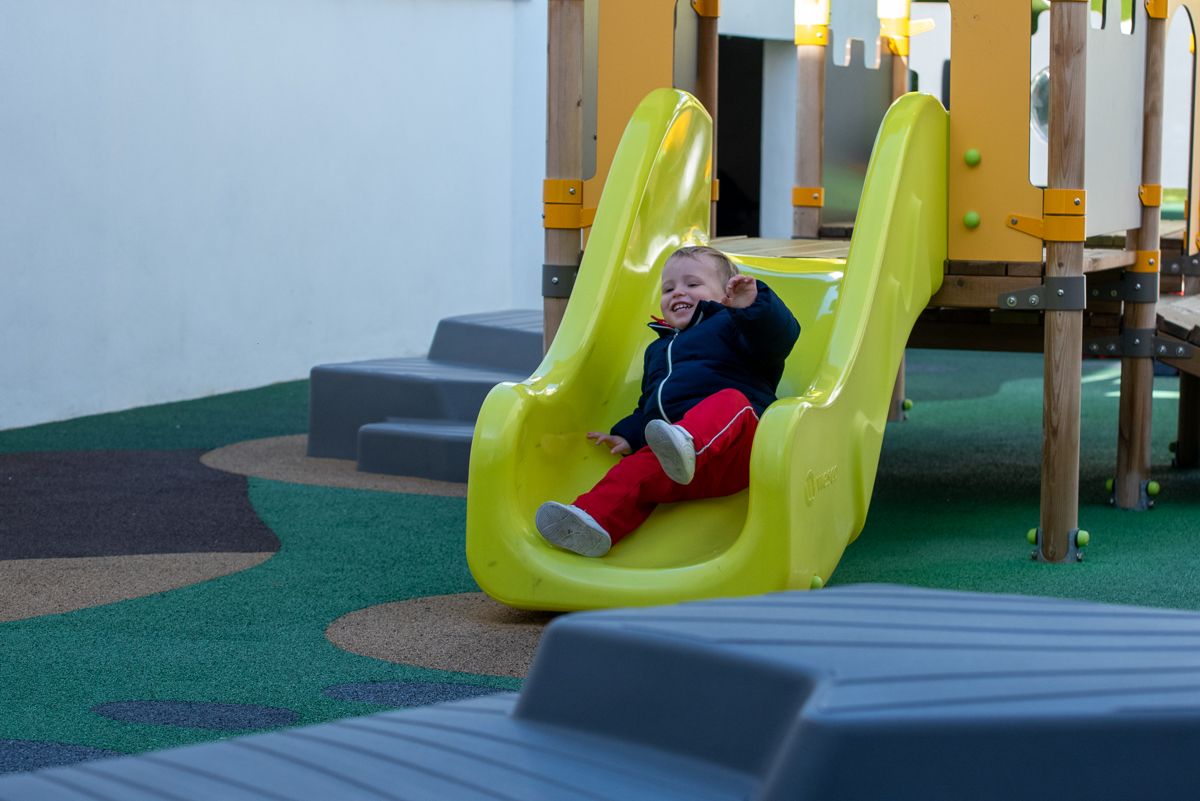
[{"xmin": 610, "ymin": 280, "xmax": 801, "ymax": 452}]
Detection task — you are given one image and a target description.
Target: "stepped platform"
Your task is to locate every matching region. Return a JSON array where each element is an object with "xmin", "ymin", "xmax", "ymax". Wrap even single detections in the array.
[
  {"xmin": 307, "ymin": 310, "xmax": 542, "ymax": 480},
  {"xmin": 4, "ymin": 585, "xmax": 1200, "ymax": 800}
]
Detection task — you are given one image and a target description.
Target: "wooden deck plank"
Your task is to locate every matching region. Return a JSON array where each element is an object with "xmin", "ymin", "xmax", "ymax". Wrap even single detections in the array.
[{"xmin": 1157, "ymin": 293, "xmax": 1200, "ymax": 343}]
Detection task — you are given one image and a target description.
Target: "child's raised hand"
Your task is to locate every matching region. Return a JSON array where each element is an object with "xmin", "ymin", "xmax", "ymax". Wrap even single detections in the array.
[
  {"xmin": 587, "ymin": 432, "xmax": 631, "ymax": 455},
  {"xmin": 725, "ymin": 274, "xmax": 758, "ymax": 308}
]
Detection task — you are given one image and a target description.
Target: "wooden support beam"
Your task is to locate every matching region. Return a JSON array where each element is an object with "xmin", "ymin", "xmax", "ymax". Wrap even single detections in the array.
[
  {"xmin": 1039, "ymin": 0, "xmax": 1086, "ymax": 561},
  {"xmin": 696, "ymin": 10, "xmax": 719, "ymax": 234},
  {"xmin": 888, "ymin": 51, "xmax": 910, "ymax": 422},
  {"xmin": 543, "ymin": 0, "xmax": 585, "ymax": 352},
  {"xmin": 793, "ymin": 46, "xmax": 824, "ymax": 239},
  {"xmin": 1115, "ymin": 13, "xmax": 1167, "ymax": 509},
  {"xmin": 1176, "ymin": 372, "xmax": 1200, "ymax": 468}
]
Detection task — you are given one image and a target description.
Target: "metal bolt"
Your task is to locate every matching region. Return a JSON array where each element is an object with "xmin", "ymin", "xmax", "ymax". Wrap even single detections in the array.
[
  {"xmin": 568, "ymin": 187, "xmax": 576, "ymax": 195},
  {"xmin": 1030, "ymin": 549, "xmax": 1038, "ymax": 561},
  {"xmin": 1010, "ymin": 217, "xmax": 1019, "ymax": 225},
  {"xmin": 1134, "ymin": 283, "xmax": 1142, "ymax": 291},
  {"xmin": 1006, "ymin": 296, "xmax": 1017, "ymax": 307},
  {"xmin": 1110, "ymin": 290, "xmax": 1119, "ymax": 298},
  {"xmin": 1029, "ymin": 294, "xmax": 1040, "ymax": 306},
  {"xmin": 1092, "ymin": 289, "xmax": 1099, "ymax": 297},
  {"xmin": 1076, "ymin": 551, "xmax": 1085, "ymax": 562},
  {"xmin": 1074, "ymin": 197, "xmax": 1081, "ymax": 206},
  {"xmin": 812, "ymin": 192, "xmax": 819, "ymax": 200},
  {"xmin": 1159, "ymin": 345, "xmax": 1168, "ymax": 355},
  {"xmin": 1107, "ymin": 344, "xmax": 1118, "ymax": 353},
  {"xmin": 1133, "ymin": 338, "xmax": 1141, "ymax": 346},
  {"xmin": 1192, "ymin": 258, "xmax": 1198, "ymax": 266},
  {"xmin": 1178, "ymin": 347, "xmax": 1187, "ymax": 357},
  {"xmin": 1057, "ymin": 289, "xmax": 1065, "ymax": 297},
  {"xmin": 551, "ymin": 276, "xmax": 560, "ymax": 284},
  {"xmin": 1149, "ymin": 258, "xmax": 1156, "ymax": 266},
  {"xmin": 1090, "ymin": 344, "xmax": 1100, "ymax": 352}
]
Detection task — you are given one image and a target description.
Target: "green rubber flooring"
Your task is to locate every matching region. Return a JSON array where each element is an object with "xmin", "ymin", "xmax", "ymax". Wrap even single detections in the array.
[{"xmin": 0, "ymin": 349, "xmax": 1197, "ymax": 771}]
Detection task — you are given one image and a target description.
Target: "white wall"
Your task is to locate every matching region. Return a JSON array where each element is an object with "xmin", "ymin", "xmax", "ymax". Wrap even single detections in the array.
[{"xmin": 0, "ymin": 0, "xmax": 547, "ymax": 430}]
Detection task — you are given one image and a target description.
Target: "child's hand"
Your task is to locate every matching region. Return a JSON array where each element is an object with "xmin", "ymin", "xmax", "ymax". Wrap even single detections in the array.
[
  {"xmin": 725, "ymin": 274, "xmax": 758, "ymax": 308},
  {"xmin": 587, "ymin": 432, "xmax": 631, "ymax": 455}
]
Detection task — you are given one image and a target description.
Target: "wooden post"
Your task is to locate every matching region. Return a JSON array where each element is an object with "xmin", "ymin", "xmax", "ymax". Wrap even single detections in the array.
[
  {"xmin": 887, "ymin": 39, "xmax": 909, "ymax": 421},
  {"xmin": 695, "ymin": 4, "xmax": 719, "ymax": 234},
  {"xmin": 1177, "ymin": 372, "xmax": 1200, "ymax": 468},
  {"xmin": 1115, "ymin": 13, "xmax": 1167, "ymax": 509},
  {"xmin": 1039, "ymin": 0, "xmax": 1086, "ymax": 561},
  {"xmin": 543, "ymin": 0, "xmax": 584, "ymax": 352},
  {"xmin": 793, "ymin": 43, "xmax": 825, "ymax": 239}
]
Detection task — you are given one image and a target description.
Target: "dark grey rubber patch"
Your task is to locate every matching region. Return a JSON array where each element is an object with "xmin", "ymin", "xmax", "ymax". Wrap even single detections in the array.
[
  {"xmin": 0, "ymin": 450, "xmax": 280, "ymax": 559},
  {"xmin": 91, "ymin": 700, "xmax": 299, "ymax": 731},
  {"xmin": 0, "ymin": 739, "xmax": 123, "ymax": 774},
  {"xmin": 322, "ymin": 681, "xmax": 500, "ymax": 707}
]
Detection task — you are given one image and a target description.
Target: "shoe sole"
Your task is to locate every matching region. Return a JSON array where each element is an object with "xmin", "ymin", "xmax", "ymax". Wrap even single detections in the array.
[
  {"xmin": 645, "ymin": 421, "xmax": 696, "ymax": 485},
  {"xmin": 535, "ymin": 502, "xmax": 611, "ymax": 557}
]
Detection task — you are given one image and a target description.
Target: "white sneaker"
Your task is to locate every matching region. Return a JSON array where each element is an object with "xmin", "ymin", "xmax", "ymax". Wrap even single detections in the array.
[
  {"xmin": 645, "ymin": 420, "xmax": 696, "ymax": 484},
  {"xmin": 534, "ymin": 502, "xmax": 612, "ymax": 557}
]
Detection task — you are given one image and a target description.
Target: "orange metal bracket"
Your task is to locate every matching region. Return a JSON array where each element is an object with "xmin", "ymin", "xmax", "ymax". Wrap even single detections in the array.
[
  {"xmin": 1043, "ymin": 188, "xmax": 1087, "ymax": 215},
  {"xmin": 1006, "ymin": 213, "xmax": 1086, "ymax": 242},
  {"xmin": 1146, "ymin": 0, "xmax": 1169, "ymax": 19},
  {"xmin": 795, "ymin": 25, "xmax": 829, "ymax": 46},
  {"xmin": 1133, "ymin": 250, "xmax": 1161, "ymax": 273},
  {"xmin": 691, "ymin": 0, "xmax": 719, "ymax": 17},
  {"xmin": 793, "ymin": 186, "xmax": 825, "ymax": 207},
  {"xmin": 1139, "ymin": 184, "xmax": 1163, "ymax": 207}
]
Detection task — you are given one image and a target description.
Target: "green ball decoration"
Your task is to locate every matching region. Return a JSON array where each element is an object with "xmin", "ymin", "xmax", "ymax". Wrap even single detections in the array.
[
  {"xmin": 1026, "ymin": 528, "xmax": 1038, "ymax": 545},
  {"xmin": 902, "ymin": 398, "xmax": 914, "ymax": 411},
  {"xmin": 810, "ymin": 575, "xmax": 824, "ymax": 590},
  {"xmin": 1147, "ymin": 480, "xmax": 1161, "ymax": 497},
  {"xmin": 1076, "ymin": 530, "xmax": 1090, "ymax": 548},
  {"xmin": 963, "ymin": 210, "xmax": 981, "ymax": 229},
  {"xmin": 1105, "ymin": 478, "xmax": 1114, "ymax": 492},
  {"xmin": 964, "ymin": 148, "xmax": 982, "ymax": 167}
]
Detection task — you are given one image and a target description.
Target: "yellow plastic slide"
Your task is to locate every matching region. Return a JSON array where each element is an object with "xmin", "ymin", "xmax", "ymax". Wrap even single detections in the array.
[{"xmin": 466, "ymin": 89, "xmax": 946, "ymax": 611}]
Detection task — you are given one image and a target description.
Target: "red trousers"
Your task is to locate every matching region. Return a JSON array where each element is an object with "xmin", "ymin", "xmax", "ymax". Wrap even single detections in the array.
[{"xmin": 575, "ymin": 388, "xmax": 759, "ymax": 543}]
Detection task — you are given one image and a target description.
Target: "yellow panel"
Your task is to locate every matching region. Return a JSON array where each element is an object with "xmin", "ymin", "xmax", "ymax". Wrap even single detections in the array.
[
  {"xmin": 581, "ymin": 0, "xmax": 677, "ymax": 223},
  {"xmin": 947, "ymin": 0, "xmax": 1043, "ymax": 262},
  {"xmin": 465, "ymin": 90, "xmax": 948, "ymax": 610}
]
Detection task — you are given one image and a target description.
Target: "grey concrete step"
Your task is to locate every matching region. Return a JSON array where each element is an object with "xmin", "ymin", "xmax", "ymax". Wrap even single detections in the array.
[
  {"xmin": 357, "ymin": 419, "xmax": 474, "ymax": 482},
  {"xmin": 307, "ymin": 310, "xmax": 543, "ymax": 474}
]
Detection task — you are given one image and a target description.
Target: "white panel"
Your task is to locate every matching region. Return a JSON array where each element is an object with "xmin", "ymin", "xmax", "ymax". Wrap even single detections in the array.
[
  {"xmin": 1164, "ymin": 10, "xmax": 1194, "ymax": 189},
  {"xmin": 719, "ymin": 0, "xmax": 792, "ymax": 41},
  {"xmin": 1029, "ymin": 5, "xmax": 1145, "ymax": 236},
  {"xmin": 1084, "ymin": 1, "xmax": 1145, "ymax": 235},
  {"xmin": 0, "ymin": 0, "xmax": 543, "ymax": 430},
  {"xmin": 760, "ymin": 41, "xmax": 799, "ymax": 238},
  {"xmin": 909, "ymin": 2, "xmax": 952, "ymax": 98},
  {"xmin": 830, "ymin": 0, "xmax": 883, "ymax": 67}
]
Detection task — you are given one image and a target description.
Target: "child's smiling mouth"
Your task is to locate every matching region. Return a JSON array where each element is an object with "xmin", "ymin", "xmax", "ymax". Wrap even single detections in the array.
[{"xmin": 671, "ymin": 302, "xmax": 692, "ymax": 313}]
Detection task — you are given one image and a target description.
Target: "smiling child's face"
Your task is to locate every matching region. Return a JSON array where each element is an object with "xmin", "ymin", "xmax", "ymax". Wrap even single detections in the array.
[{"xmin": 659, "ymin": 255, "xmax": 728, "ymax": 329}]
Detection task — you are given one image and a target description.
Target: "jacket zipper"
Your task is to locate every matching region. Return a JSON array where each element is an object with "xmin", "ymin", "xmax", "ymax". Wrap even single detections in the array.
[{"xmin": 655, "ymin": 310, "xmax": 702, "ymax": 423}]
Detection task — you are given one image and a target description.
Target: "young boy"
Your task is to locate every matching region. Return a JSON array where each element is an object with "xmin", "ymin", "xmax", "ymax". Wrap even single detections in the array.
[{"xmin": 535, "ymin": 245, "xmax": 801, "ymax": 556}]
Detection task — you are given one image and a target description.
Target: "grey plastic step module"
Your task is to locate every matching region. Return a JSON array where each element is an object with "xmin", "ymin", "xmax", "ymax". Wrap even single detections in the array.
[
  {"xmin": 357, "ymin": 419, "xmax": 474, "ymax": 482},
  {"xmin": 307, "ymin": 310, "xmax": 543, "ymax": 474},
  {"xmin": 5, "ymin": 585, "xmax": 1200, "ymax": 800}
]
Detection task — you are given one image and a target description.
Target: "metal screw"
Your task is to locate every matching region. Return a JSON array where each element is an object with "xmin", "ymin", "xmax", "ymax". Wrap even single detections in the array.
[
  {"xmin": 1076, "ymin": 552, "xmax": 1085, "ymax": 562},
  {"xmin": 1159, "ymin": 345, "xmax": 1168, "ymax": 355},
  {"xmin": 1030, "ymin": 549, "xmax": 1038, "ymax": 561},
  {"xmin": 1133, "ymin": 338, "xmax": 1141, "ymax": 346},
  {"xmin": 1029, "ymin": 294, "xmax": 1040, "ymax": 306},
  {"xmin": 1010, "ymin": 217, "xmax": 1019, "ymax": 225},
  {"xmin": 1057, "ymin": 289, "xmax": 1065, "ymax": 297},
  {"xmin": 1192, "ymin": 258, "xmax": 1198, "ymax": 266},
  {"xmin": 1134, "ymin": 283, "xmax": 1142, "ymax": 291},
  {"xmin": 1107, "ymin": 344, "xmax": 1118, "ymax": 353},
  {"xmin": 1006, "ymin": 296, "xmax": 1017, "ymax": 307},
  {"xmin": 1090, "ymin": 344, "xmax": 1100, "ymax": 352},
  {"xmin": 1092, "ymin": 289, "xmax": 1099, "ymax": 297},
  {"xmin": 1074, "ymin": 197, "xmax": 1081, "ymax": 206},
  {"xmin": 1178, "ymin": 347, "xmax": 1187, "ymax": 357},
  {"xmin": 568, "ymin": 187, "xmax": 576, "ymax": 195},
  {"xmin": 1110, "ymin": 290, "xmax": 1119, "ymax": 298},
  {"xmin": 812, "ymin": 192, "xmax": 819, "ymax": 200},
  {"xmin": 1149, "ymin": 258, "xmax": 1156, "ymax": 266},
  {"xmin": 551, "ymin": 276, "xmax": 560, "ymax": 284}
]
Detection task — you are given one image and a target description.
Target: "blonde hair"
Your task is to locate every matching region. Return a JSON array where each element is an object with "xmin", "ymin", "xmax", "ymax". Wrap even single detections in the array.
[{"xmin": 665, "ymin": 246, "xmax": 739, "ymax": 284}]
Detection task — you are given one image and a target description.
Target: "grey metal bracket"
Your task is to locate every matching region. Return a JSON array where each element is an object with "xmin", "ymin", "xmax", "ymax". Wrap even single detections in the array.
[
  {"xmin": 1108, "ymin": 479, "xmax": 1156, "ymax": 511},
  {"xmin": 1029, "ymin": 527, "xmax": 1086, "ymax": 563},
  {"xmin": 1088, "ymin": 272, "xmax": 1159, "ymax": 304},
  {"xmin": 543, "ymin": 263, "xmax": 579, "ymax": 299},
  {"xmin": 1086, "ymin": 330, "xmax": 1196, "ymax": 360},
  {"xmin": 1164, "ymin": 253, "xmax": 1200, "ymax": 278},
  {"xmin": 998, "ymin": 275, "xmax": 1086, "ymax": 311},
  {"xmin": 1154, "ymin": 337, "xmax": 1196, "ymax": 360},
  {"xmin": 1085, "ymin": 328, "xmax": 1156, "ymax": 358}
]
